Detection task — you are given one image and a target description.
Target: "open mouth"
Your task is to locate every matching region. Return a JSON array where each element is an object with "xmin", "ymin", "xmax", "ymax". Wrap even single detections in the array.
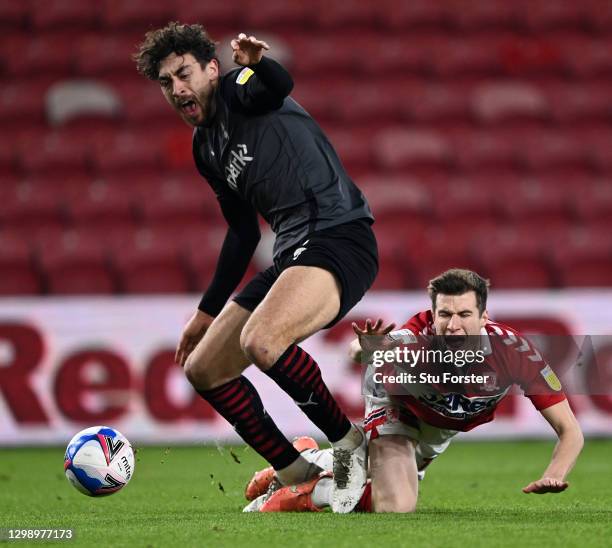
[{"xmin": 179, "ymin": 99, "xmax": 199, "ymax": 117}]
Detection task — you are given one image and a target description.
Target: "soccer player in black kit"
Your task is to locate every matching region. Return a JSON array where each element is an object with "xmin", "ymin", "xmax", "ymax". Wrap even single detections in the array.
[{"xmin": 135, "ymin": 23, "xmax": 377, "ymax": 513}]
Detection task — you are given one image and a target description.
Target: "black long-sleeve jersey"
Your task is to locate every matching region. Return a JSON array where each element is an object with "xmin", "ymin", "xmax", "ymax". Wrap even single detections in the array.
[{"xmin": 193, "ymin": 56, "xmax": 374, "ymax": 316}]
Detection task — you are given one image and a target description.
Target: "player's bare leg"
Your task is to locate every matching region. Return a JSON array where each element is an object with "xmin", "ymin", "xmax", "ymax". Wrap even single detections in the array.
[
  {"xmin": 240, "ymin": 265, "xmax": 367, "ymax": 512},
  {"xmin": 370, "ymin": 435, "xmax": 419, "ymax": 513},
  {"xmin": 183, "ymin": 302, "xmax": 307, "ymax": 480}
]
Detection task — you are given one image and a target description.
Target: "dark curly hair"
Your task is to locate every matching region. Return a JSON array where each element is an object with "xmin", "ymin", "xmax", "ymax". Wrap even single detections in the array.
[
  {"xmin": 134, "ymin": 22, "xmax": 218, "ymax": 80},
  {"xmin": 428, "ymin": 269, "xmax": 490, "ymax": 315}
]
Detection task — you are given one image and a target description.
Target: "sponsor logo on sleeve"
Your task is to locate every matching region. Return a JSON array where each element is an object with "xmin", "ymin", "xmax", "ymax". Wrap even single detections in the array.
[
  {"xmin": 540, "ymin": 365, "xmax": 562, "ymax": 391},
  {"xmin": 236, "ymin": 67, "xmax": 254, "ymax": 85}
]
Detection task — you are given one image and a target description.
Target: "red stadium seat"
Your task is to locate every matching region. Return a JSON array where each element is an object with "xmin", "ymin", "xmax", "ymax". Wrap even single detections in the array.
[
  {"xmin": 360, "ymin": 175, "xmax": 433, "ymax": 222},
  {"xmin": 450, "ymin": 1, "xmax": 520, "ymax": 31},
  {"xmin": 244, "ymin": 0, "xmax": 313, "ymax": 28},
  {"xmin": 472, "ymin": 227, "xmax": 554, "ymax": 288},
  {"xmin": 0, "ymin": 82, "xmax": 47, "ymax": 128},
  {"xmin": 374, "ymin": 128, "xmax": 453, "ymax": 173},
  {"xmin": 2, "ymin": 34, "xmax": 75, "ymax": 78},
  {"xmin": 101, "ymin": 0, "xmax": 174, "ymax": 29},
  {"xmin": 371, "ymin": 260, "xmax": 409, "ymax": 291},
  {"xmin": 496, "ymin": 177, "xmax": 570, "ymax": 225},
  {"xmin": 560, "ymin": 36, "xmax": 612, "ymax": 78},
  {"xmin": 136, "ymin": 179, "xmax": 215, "ymax": 227},
  {"xmin": 520, "ymin": 0, "xmax": 588, "ymax": 31},
  {"xmin": 175, "ymin": 0, "xmax": 243, "ymax": 28},
  {"xmin": 429, "ymin": 37, "xmax": 504, "ymax": 77},
  {"xmin": 30, "ymin": 1, "xmax": 99, "ymax": 30},
  {"xmin": 583, "ymin": 0, "xmax": 612, "ymax": 32},
  {"xmin": 112, "ymin": 228, "xmax": 191, "ymax": 294},
  {"xmin": 0, "ymin": 2, "xmax": 28, "ymax": 29},
  {"xmin": 75, "ymin": 33, "xmax": 142, "ymax": 76},
  {"xmin": 571, "ymin": 180, "xmax": 612, "ymax": 224},
  {"xmin": 313, "ymin": 0, "xmax": 374, "ymax": 29},
  {"xmin": 400, "ymin": 82, "xmax": 472, "ymax": 125},
  {"xmin": 450, "ymin": 129, "xmax": 518, "ymax": 172},
  {"xmin": 16, "ymin": 131, "xmax": 90, "ymax": 177},
  {"xmin": 546, "ymin": 83, "xmax": 612, "ymax": 125},
  {"xmin": 1, "ymin": 183, "xmax": 65, "ymax": 233},
  {"xmin": 91, "ymin": 131, "xmax": 163, "ymax": 177},
  {"xmin": 375, "ymin": 0, "xmax": 449, "ymax": 29},
  {"xmin": 0, "ymin": 233, "xmax": 42, "ymax": 295},
  {"xmin": 471, "ymin": 82, "xmax": 549, "ymax": 125},
  {"xmin": 64, "ymin": 182, "xmax": 136, "ymax": 231},
  {"xmin": 359, "ymin": 35, "xmax": 441, "ymax": 76},
  {"xmin": 36, "ymin": 230, "xmax": 116, "ymax": 295},
  {"xmin": 326, "ymin": 129, "xmax": 375, "ymax": 173},
  {"xmin": 550, "ymin": 227, "xmax": 612, "ymax": 287},
  {"xmin": 517, "ymin": 130, "xmax": 590, "ymax": 173}
]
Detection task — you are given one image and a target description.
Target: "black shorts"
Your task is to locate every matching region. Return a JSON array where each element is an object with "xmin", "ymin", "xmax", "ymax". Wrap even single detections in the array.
[{"xmin": 233, "ymin": 219, "xmax": 379, "ymax": 328}]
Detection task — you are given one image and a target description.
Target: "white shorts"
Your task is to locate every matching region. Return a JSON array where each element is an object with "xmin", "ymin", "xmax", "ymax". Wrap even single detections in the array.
[{"xmin": 364, "ymin": 395, "xmax": 459, "ymax": 477}]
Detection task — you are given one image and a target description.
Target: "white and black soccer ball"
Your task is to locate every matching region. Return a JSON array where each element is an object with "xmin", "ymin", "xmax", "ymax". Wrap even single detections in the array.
[{"xmin": 64, "ymin": 426, "xmax": 135, "ymax": 497}]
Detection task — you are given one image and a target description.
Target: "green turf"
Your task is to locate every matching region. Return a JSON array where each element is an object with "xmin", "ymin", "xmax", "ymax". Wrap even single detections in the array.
[{"xmin": 1, "ymin": 440, "xmax": 611, "ymax": 547}]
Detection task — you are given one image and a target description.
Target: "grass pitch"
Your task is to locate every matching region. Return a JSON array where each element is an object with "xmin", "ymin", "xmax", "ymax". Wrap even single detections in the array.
[{"xmin": 1, "ymin": 440, "xmax": 611, "ymax": 547}]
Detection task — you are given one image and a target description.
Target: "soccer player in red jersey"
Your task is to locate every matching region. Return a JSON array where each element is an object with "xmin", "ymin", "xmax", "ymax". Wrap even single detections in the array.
[{"xmin": 245, "ymin": 269, "xmax": 584, "ymax": 513}]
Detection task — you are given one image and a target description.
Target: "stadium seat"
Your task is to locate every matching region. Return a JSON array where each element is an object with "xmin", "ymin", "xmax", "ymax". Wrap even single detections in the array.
[
  {"xmin": 551, "ymin": 227, "xmax": 612, "ymax": 287},
  {"xmin": 450, "ymin": 130, "xmax": 518, "ymax": 171},
  {"xmin": 572, "ymin": 181, "xmax": 612, "ymax": 224},
  {"xmin": 0, "ymin": 233, "xmax": 42, "ymax": 295},
  {"xmin": 375, "ymin": 0, "xmax": 449, "ymax": 29},
  {"xmin": 0, "ymin": 2, "xmax": 27, "ymax": 29},
  {"xmin": 560, "ymin": 36, "xmax": 612, "ymax": 78},
  {"xmin": 1, "ymin": 183, "xmax": 65, "ymax": 234},
  {"xmin": 450, "ymin": 0, "xmax": 520, "ymax": 31},
  {"xmin": 473, "ymin": 227, "xmax": 554, "ymax": 288},
  {"xmin": 175, "ymin": 0, "xmax": 243, "ymax": 28},
  {"xmin": 16, "ymin": 131, "xmax": 90, "ymax": 177},
  {"xmin": 244, "ymin": 0, "xmax": 313, "ymax": 28},
  {"xmin": 112, "ymin": 228, "xmax": 191, "ymax": 294},
  {"xmin": 3, "ymin": 34, "xmax": 74, "ymax": 78},
  {"xmin": 29, "ymin": 0, "xmax": 99, "ymax": 30},
  {"xmin": 374, "ymin": 128, "xmax": 453, "ymax": 172},
  {"xmin": 520, "ymin": 0, "xmax": 588, "ymax": 31},
  {"xmin": 313, "ymin": 0, "xmax": 374, "ymax": 29},
  {"xmin": 400, "ymin": 82, "xmax": 472, "ymax": 125},
  {"xmin": 371, "ymin": 260, "xmax": 409, "ymax": 291},
  {"xmin": 326, "ymin": 129, "xmax": 375, "ymax": 173},
  {"xmin": 429, "ymin": 37, "xmax": 505, "ymax": 77},
  {"xmin": 546, "ymin": 83, "xmax": 612, "ymax": 125},
  {"xmin": 91, "ymin": 131, "xmax": 162, "ymax": 176},
  {"xmin": 75, "ymin": 33, "xmax": 142, "ymax": 76},
  {"xmin": 36, "ymin": 230, "xmax": 116, "ymax": 295},
  {"xmin": 64, "ymin": 182, "xmax": 137, "ymax": 231},
  {"xmin": 471, "ymin": 82, "xmax": 549, "ymax": 125},
  {"xmin": 101, "ymin": 0, "xmax": 174, "ymax": 29},
  {"xmin": 517, "ymin": 130, "xmax": 590, "ymax": 173},
  {"xmin": 0, "ymin": 82, "xmax": 47, "ymax": 128}
]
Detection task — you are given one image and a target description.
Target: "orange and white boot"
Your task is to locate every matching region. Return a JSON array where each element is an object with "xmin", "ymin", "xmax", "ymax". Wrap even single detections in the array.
[
  {"xmin": 244, "ymin": 436, "xmax": 320, "ymax": 501},
  {"xmin": 260, "ymin": 472, "xmax": 332, "ymax": 513}
]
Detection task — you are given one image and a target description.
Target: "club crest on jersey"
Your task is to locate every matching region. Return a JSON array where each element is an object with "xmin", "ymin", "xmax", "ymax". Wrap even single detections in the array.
[
  {"xmin": 480, "ymin": 372, "xmax": 500, "ymax": 392},
  {"xmin": 540, "ymin": 365, "xmax": 562, "ymax": 392},
  {"xmin": 225, "ymin": 144, "xmax": 253, "ymax": 190}
]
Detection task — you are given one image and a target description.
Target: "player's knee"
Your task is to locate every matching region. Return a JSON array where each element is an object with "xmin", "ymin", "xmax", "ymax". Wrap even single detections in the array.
[
  {"xmin": 184, "ymin": 352, "xmax": 218, "ymax": 390},
  {"xmin": 240, "ymin": 325, "xmax": 282, "ymax": 369}
]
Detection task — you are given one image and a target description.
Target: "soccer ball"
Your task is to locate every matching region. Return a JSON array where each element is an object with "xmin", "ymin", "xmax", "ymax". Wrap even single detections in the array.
[{"xmin": 64, "ymin": 426, "xmax": 135, "ymax": 497}]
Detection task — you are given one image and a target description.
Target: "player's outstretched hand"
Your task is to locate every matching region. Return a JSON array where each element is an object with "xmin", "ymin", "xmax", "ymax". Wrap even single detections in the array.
[
  {"xmin": 352, "ymin": 318, "xmax": 396, "ymax": 353},
  {"xmin": 175, "ymin": 310, "xmax": 214, "ymax": 367},
  {"xmin": 231, "ymin": 33, "xmax": 270, "ymax": 66},
  {"xmin": 522, "ymin": 477, "xmax": 569, "ymax": 494}
]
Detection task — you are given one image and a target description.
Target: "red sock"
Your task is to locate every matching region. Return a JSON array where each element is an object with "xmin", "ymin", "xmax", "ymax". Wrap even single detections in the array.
[{"xmin": 355, "ymin": 482, "xmax": 372, "ymax": 513}]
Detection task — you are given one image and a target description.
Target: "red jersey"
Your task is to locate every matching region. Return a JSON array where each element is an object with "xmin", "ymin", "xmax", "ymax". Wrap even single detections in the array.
[{"xmin": 383, "ymin": 310, "xmax": 566, "ymax": 432}]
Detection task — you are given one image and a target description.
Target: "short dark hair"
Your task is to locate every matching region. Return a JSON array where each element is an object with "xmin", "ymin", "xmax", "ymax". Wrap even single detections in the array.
[
  {"xmin": 427, "ymin": 268, "xmax": 490, "ymax": 315},
  {"xmin": 134, "ymin": 22, "xmax": 217, "ymax": 80}
]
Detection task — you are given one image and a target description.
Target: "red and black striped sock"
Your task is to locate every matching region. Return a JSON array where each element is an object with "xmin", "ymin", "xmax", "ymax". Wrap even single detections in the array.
[
  {"xmin": 264, "ymin": 344, "xmax": 352, "ymax": 443},
  {"xmin": 198, "ymin": 376, "xmax": 300, "ymax": 470}
]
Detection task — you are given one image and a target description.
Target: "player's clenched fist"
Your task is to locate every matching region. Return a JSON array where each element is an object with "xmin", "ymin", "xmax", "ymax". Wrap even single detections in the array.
[
  {"xmin": 522, "ymin": 477, "xmax": 569, "ymax": 494},
  {"xmin": 175, "ymin": 310, "xmax": 214, "ymax": 367},
  {"xmin": 231, "ymin": 33, "xmax": 270, "ymax": 66}
]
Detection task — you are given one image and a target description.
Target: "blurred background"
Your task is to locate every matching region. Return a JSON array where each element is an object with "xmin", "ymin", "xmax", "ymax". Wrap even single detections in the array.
[{"xmin": 0, "ymin": 1, "xmax": 611, "ymax": 445}]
